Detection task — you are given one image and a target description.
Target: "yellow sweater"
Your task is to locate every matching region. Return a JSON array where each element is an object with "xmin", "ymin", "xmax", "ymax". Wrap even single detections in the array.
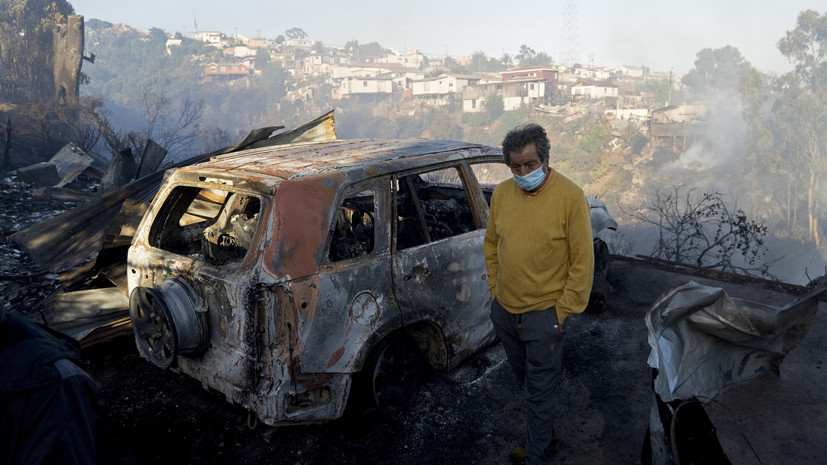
[{"xmin": 484, "ymin": 171, "xmax": 594, "ymax": 324}]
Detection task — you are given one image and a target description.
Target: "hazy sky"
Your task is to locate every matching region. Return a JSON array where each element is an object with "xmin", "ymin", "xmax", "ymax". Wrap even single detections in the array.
[{"xmin": 70, "ymin": 0, "xmax": 822, "ymax": 75}]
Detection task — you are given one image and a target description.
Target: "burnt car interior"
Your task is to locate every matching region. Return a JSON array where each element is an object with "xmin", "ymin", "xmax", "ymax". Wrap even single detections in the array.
[
  {"xmin": 394, "ymin": 167, "xmax": 477, "ymax": 250},
  {"xmin": 148, "ymin": 186, "xmax": 261, "ymax": 266},
  {"xmin": 329, "ymin": 190, "xmax": 376, "ymax": 262}
]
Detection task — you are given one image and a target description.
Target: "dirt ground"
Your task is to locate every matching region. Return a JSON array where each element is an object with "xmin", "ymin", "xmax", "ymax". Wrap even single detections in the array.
[
  {"xmin": 3, "ymin": 176, "xmax": 826, "ymax": 465},
  {"xmin": 80, "ymin": 257, "xmax": 827, "ymax": 465}
]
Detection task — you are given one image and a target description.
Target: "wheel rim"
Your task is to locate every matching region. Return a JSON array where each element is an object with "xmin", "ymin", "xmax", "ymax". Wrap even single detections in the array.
[
  {"xmin": 130, "ymin": 287, "xmax": 178, "ymax": 368},
  {"xmin": 371, "ymin": 337, "xmax": 425, "ymax": 408}
]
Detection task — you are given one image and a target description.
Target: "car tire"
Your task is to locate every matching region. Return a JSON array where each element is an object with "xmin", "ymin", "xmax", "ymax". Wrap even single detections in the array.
[
  {"xmin": 129, "ymin": 278, "xmax": 208, "ymax": 369},
  {"xmin": 594, "ymin": 238, "xmax": 609, "ymax": 279},
  {"xmin": 365, "ymin": 334, "xmax": 427, "ymax": 410},
  {"xmin": 586, "ymin": 275, "xmax": 611, "ymax": 314}
]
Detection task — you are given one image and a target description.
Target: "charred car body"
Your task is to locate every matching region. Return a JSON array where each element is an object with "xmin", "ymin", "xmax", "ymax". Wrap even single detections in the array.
[{"xmin": 127, "ymin": 138, "xmax": 616, "ymax": 426}]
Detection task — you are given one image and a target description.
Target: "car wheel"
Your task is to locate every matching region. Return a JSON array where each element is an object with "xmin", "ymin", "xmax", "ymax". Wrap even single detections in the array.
[
  {"xmin": 593, "ymin": 238, "xmax": 609, "ymax": 279},
  {"xmin": 367, "ymin": 334, "xmax": 426, "ymax": 409},
  {"xmin": 129, "ymin": 278, "xmax": 208, "ymax": 369},
  {"xmin": 130, "ymin": 286, "xmax": 178, "ymax": 368},
  {"xmin": 586, "ymin": 275, "xmax": 611, "ymax": 314}
]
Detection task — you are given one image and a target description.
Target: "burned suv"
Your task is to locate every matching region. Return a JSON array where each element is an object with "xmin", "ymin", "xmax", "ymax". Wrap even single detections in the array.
[{"xmin": 127, "ymin": 138, "xmax": 615, "ymax": 426}]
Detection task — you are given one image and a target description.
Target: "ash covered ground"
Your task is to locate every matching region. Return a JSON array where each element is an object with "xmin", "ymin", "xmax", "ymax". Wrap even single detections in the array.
[{"xmin": 1, "ymin": 174, "xmax": 655, "ymax": 465}]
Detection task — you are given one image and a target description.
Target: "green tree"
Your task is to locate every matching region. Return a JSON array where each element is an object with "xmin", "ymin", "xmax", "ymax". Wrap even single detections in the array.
[
  {"xmin": 358, "ymin": 41, "xmax": 387, "ymax": 58},
  {"xmin": 516, "ymin": 44, "xmax": 535, "ymax": 66},
  {"xmin": 515, "ymin": 45, "xmax": 552, "ymax": 67},
  {"xmin": 681, "ymin": 46, "xmax": 756, "ymax": 98},
  {"xmin": 639, "ymin": 78, "xmax": 673, "ymax": 106},
  {"xmin": 772, "ymin": 9, "xmax": 827, "ymax": 246},
  {"xmin": 149, "ymin": 27, "xmax": 167, "ymax": 45},
  {"xmin": 481, "ymin": 94, "xmax": 504, "ymax": 123},
  {"xmin": 500, "ymin": 53, "xmax": 513, "ymax": 68},
  {"xmin": 739, "ymin": 67, "xmax": 776, "ymax": 220},
  {"xmin": 470, "ymin": 51, "xmax": 488, "ymax": 73},
  {"xmin": 427, "ymin": 111, "xmax": 463, "ymax": 140},
  {"xmin": 254, "ymin": 48, "xmax": 270, "ymax": 69},
  {"xmin": 470, "ymin": 50, "xmax": 504, "ymax": 73},
  {"xmin": 285, "ymin": 27, "xmax": 307, "ymax": 39}
]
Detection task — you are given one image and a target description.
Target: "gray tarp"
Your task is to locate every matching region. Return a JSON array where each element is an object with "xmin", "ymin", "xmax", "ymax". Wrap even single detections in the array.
[{"xmin": 646, "ymin": 280, "xmax": 825, "ymax": 402}]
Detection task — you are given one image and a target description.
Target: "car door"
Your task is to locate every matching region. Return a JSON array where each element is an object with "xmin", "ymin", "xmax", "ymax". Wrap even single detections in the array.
[
  {"xmin": 297, "ymin": 178, "xmax": 400, "ymax": 374},
  {"xmin": 390, "ymin": 162, "xmax": 494, "ymax": 363}
]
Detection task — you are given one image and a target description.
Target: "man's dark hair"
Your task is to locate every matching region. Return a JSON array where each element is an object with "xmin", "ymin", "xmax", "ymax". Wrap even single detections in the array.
[{"xmin": 501, "ymin": 123, "xmax": 550, "ymax": 165}]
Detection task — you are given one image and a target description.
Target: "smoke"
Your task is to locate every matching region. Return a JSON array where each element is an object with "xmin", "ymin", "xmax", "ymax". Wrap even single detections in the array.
[{"xmin": 658, "ymin": 93, "xmax": 748, "ymax": 194}]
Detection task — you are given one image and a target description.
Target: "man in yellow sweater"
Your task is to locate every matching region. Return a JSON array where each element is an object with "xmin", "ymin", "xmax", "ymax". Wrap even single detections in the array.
[{"xmin": 484, "ymin": 123, "xmax": 594, "ymax": 465}]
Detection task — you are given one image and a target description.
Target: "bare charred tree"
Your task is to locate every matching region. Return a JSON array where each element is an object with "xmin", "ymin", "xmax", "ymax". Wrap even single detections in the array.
[
  {"xmin": 52, "ymin": 14, "xmax": 84, "ymax": 106},
  {"xmin": 54, "ymin": 95, "xmax": 108, "ymax": 154},
  {"xmin": 131, "ymin": 88, "xmax": 204, "ymax": 160},
  {"xmin": 628, "ymin": 184, "xmax": 773, "ymax": 278},
  {"xmin": 0, "ymin": 0, "xmax": 75, "ymax": 105}
]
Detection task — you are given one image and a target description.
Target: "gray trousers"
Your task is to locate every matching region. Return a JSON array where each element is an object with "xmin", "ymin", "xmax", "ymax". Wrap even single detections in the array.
[{"xmin": 491, "ymin": 299, "xmax": 564, "ymax": 465}]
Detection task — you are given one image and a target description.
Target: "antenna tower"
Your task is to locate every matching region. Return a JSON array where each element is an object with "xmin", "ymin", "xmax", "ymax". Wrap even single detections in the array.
[{"xmin": 561, "ymin": 0, "xmax": 580, "ymax": 67}]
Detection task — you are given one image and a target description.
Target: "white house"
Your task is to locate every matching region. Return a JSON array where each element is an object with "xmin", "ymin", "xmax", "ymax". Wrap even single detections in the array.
[
  {"xmin": 303, "ymin": 53, "xmax": 349, "ymax": 76},
  {"xmin": 377, "ymin": 49, "xmax": 426, "ymax": 69},
  {"xmin": 195, "ymin": 31, "xmax": 223, "ymax": 44},
  {"xmin": 412, "ymin": 74, "xmax": 480, "ymax": 106},
  {"xmin": 339, "ymin": 76, "xmax": 394, "ymax": 98},
  {"xmin": 282, "ymin": 38, "xmax": 317, "ymax": 49},
  {"xmin": 570, "ymin": 80, "xmax": 619, "ymax": 101},
  {"xmin": 462, "ymin": 80, "xmax": 556, "ymax": 113},
  {"xmin": 617, "ymin": 65, "xmax": 645, "ymax": 79},
  {"xmin": 331, "ymin": 65, "xmax": 396, "ymax": 79},
  {"xmin": 165, "ymin": 38, "xmax": 181, "ymax": 55},
  {"xmin": 232, "ymin": 46, "xmax": 256, "ymax": 58}
]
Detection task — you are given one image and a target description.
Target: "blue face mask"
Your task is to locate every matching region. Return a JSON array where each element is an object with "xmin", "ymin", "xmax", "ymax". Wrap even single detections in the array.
[{"xmin": 513, "ymin": 166, "xmax": 546, "ymax": 191}]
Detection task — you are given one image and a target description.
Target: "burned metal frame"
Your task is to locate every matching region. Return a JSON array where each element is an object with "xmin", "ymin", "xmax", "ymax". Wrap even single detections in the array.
[{"xmin": 126, "ymin": 139, "xmax": 504, "ymax": 425}]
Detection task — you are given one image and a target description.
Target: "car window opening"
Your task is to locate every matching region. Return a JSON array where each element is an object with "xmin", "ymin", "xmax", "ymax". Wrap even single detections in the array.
[
  {"xmin": 395, "ymin": 167, "xmax": 477, "ymax": 250},
  {"xmin": 329, "ymin": 190, "xmax": 376, "ymax": 262},
  {"xmin": 149, "ymin": 186, "xmax": 261, "ymax": 267}
]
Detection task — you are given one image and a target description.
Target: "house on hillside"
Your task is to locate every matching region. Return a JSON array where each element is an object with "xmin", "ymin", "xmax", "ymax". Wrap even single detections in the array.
[
  {"xmin": 649, "ymin": 103, "xmax": 708, "ymax": 149},
  {"xmin": 203, "ymin": 63, "xmax": 250, "ymax": 80},
  {"xmin": 617, "ymin": 65, "xmax": 646, "ymax": 79},
  {"xmin": 338, "ymin": 76, "xmax": 394, "ymax": 101},
  {"xmin": 247, "ymin": 38, "xmax": 271, "ymax": 48},
  {"xmin": 377, "ymin": 49, "xmax": 426, "ymax": 69},
  {"xmin": 393, "ymin": 72, "xmax": 426, "ymax": 93},
  {"xmin": 461, "ymin": 67, "xmax": 560, "ymax": 113},
  {"xmin": 570, "ymin": 80, "xmax": 619, "ymax": 104},
  {"xmin": 303, "ymin": 52, "xmax": 350, "ymax": 76},
  {"xmin": 462, "ymin": 79, "xmax": 557, "ymax": 113},
  {"xmin": 501, "ymin": 67, "xmax": 559, "ymax": 84},
  {"xmin": 229, "ymin": 46, "xmax": 256, "ymax": 58},
  {"xmin": 270, "ymin": 51, "xmax": 299, "ymax": 73},
  {"xmin": 412, "ymin": 74, "xmax": 481, "ymax": 106},
  {"xmin": 165, "ymin": 38, "xmax": 181, "ymax": 55},
  {"xmin": 282, "ymin": 38, "xmax": 317, "ymax": 50},
  {"xmin": 501, "ymin": 67, "xmax": 560, "ymax": 106},
  {"xmin": 195, "ymin": 31, "xmax": 224, "ymax": 47},
  {"xmin": 331, "ymin": 64, "xmax": 412, "ymax": 79}
]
